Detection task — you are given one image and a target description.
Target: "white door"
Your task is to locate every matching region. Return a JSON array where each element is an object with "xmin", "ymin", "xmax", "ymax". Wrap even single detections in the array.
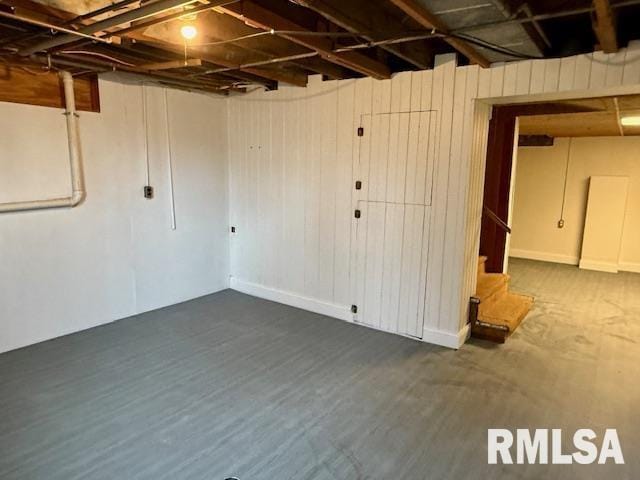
[{"xmin": 351, "ymin": 111, "xmax": 437, "ymax": 338}]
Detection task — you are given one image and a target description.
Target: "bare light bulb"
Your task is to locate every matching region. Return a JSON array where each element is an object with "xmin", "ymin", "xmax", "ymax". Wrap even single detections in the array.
[{"xmin": 180, "ymin": 24, "xmax": 197, "ymax": 40}]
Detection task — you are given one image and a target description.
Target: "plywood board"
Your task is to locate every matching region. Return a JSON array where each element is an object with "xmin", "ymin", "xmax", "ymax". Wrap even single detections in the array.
[
  {"xmin": 580, "ymin": 176, "xmax": 629, "ymax": 272},
  {"xmin": 0, "ymin": 66, "xmax": 99, "ymax": 112}
]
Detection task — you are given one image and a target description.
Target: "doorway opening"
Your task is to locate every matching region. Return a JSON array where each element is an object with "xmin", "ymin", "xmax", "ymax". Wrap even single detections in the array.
[{"xmin": 472, "ymin": 94, "xmax": 640, "ymax": 343}]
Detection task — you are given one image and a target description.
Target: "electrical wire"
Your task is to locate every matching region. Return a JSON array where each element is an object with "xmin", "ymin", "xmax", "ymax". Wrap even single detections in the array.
[
  {"xmin": 0, "ymin": 55, "xmax": 52, "ymax": 75},
  {"xmin": 142, "ymin": 83, "xmax": 151, "ymax": 186},
  {"xmin": 59, "ymin": 50, "xmax": 136, "ymax": 66},
  {"xmin": 558, "ymin": 138, "xmax": 572, "ymax": 228},
  {"xmin": 450, "ymin": 32, "xmax": 539, "ymax": 60},
  {"xmin": 163, "ymin": 89, "xmax": 177, "ymax": 231}
]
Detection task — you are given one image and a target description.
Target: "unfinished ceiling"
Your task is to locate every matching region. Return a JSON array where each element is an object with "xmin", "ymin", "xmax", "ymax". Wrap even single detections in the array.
[
  {"xmin": 1, "ymin": 0, "xmax": 640, "ymax": 94},
  {"xmin": 519, "ymin": 94, "xmax": 640, "ymax": 137}
]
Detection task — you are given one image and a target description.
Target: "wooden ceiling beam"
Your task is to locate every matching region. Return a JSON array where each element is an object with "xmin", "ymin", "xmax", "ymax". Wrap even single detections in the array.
[
  {"xmin": 121, "ymin": 10, "xmax": 314, "ymax": 86},
  {"xmin": 217, "ymin": 0, "xmax": 391, "ymax": 79},
  {"xmin": 140, "ymin": 58, "xmax": 203, "ymax": 70},
  {"xmin": 127, "ymin": 33, "xmax": 309, "ymax": 86},
  {"xmin": 388, "ymin": 0, "xmax": 490, "ymax": 68},
  {"xmin": 294, "ymin": 56, "xmax": 350, "ymax": 79},
  {"xmin": 242, "ymin": 66, "xmax": 307, "ymax": 86},
  {"xmin": 103, "ymin": 2, "xmax": 222, "ymax": 39},
  {"xmin": 114, "ymin": 40, "xmax": 272, "ymax": 86},
  {"xmin": 293, "ymin": 0, "xmax": 432, "ymax": 69},
  {"xmin": 0, "ymin": 0, "xmax": 297, "ymax": 89},
  {"xmin": 592, "ymin": 0, "xmax": 618, "ymax": 53},
  {"xmin": 183, "ymin": 11, "xmax": 334, "ymax": 78}
]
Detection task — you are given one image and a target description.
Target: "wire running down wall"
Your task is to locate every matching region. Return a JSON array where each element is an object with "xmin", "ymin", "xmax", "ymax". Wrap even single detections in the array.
[
  {"xmin": 0, "ymin": 76, "xmax": 229, "ymax": 354},
  {"xmin": 228, "ymin": 42, "xmax": 640, "ymax": 348}
]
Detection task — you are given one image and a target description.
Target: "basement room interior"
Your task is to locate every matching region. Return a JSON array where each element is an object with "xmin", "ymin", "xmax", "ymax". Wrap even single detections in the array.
[{"xmin": 1, "ymin": 0, "xmax": 640, "ymax": 479}]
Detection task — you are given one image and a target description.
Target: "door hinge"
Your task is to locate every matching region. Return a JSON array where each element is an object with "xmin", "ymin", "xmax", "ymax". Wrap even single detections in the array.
[
  {"xmin": 351, "ymin": 305, "xmax": 358, "ymax": 314},
  {"xmin": 357, "ymin": 127, "xmax": 364, "ymax": 137},
  {"xmin": 354, "ymin": 209, "xmax": 361, "ymax": 219},
  {"xmin": 355, "ymin": 180, "xmax": 362, "ymax": 190}
]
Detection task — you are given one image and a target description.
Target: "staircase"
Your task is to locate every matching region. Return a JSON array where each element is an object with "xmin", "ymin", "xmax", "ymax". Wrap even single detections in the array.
[{"xmin": 471, "ymin": 256, "xmax": 533, "ymax": 343}]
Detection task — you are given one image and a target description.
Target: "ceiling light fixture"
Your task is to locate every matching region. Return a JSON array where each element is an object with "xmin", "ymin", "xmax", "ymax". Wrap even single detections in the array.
[
  {"xmin": 620, "ymin": 115, "xmax": 640, "ymax": 127},
  {"xmin": 180, "ymin": 23, "xmax": 197, "ymax": 40}
]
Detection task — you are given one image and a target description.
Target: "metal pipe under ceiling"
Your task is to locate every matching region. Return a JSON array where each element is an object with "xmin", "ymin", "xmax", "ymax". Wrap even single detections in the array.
[
  {"xmin": 0, "ymin": 11, "xmax": 111, "ymax": 45},
  {"xmin": 0, "ymin": 0, "xmax": 138, "ymax": 47},
  {"xmin": 28, "ymin": 53, "xmax": 233, "ymax": 93}
]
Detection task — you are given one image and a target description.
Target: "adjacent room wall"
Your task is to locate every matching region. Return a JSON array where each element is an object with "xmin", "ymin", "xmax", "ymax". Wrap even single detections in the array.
[
  {"xmin": 0, "ymin": 75, "xmax": 229, "ymax": 353},
  {"xmin": 510, "ymin": 137, "xmax": 640, "ymax": 272},
  {"xmin": 227, "ymin": 43, "xmax": 640, "ymax": 348}
]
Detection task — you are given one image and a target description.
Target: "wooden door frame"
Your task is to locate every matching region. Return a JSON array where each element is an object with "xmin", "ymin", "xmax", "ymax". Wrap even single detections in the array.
[
  {"xmin": 461, "ymin": 83, "xmax": 640, "ymax": 332},
  {"xmin": 479, "ymin": 101, "xmax": 622, "ymax": 273}
]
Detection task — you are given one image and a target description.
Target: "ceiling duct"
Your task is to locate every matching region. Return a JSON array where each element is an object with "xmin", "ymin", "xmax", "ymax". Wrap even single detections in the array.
[{"xmin": 418, "ymin": 0, "xmax": 545, "ymax": 62}]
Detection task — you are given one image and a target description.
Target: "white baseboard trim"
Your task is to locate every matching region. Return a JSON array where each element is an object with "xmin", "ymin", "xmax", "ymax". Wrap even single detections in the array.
[
  {"xmin": 230, "ymin": 277, "xmax": 466, "ymax": 350},
  {"xmin": 423, "ymin": 324, "xmax": 470, "ymax": 350},
  {"xmin": 509, "ymin": 250, "xmax": 640, "ymax": 274},
  {"xmin": 510, "ymin": 249, "xmax": 579, "ymax": 265},
  {"xmin": 229, "ymin": 277, "xmax": 352, "ymax": 322},
  {"xmin": 619, "ymin": 262, "xmax": 640, "ymax": 274},
  {"xmin": 579, "ymin": 259, "xmax": 619, "ymax": 273}
]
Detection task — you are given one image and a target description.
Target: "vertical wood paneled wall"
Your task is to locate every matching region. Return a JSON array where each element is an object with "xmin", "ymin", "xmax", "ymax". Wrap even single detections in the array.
[{"xmin": 228, "ymin": 42, "xmax": 640, "ymax": 348}]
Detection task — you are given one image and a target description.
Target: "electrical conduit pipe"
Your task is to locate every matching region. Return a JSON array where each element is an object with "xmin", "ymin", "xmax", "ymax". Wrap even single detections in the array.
[{"xmin": 0, "ymin": 71, "xmax": 86, "ymax": 213}]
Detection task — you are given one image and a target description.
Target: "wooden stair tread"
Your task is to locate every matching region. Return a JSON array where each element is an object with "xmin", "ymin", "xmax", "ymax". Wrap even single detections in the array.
[
  {"xmin": 478, "ymin": 292, "xmax": 533, "ymax": 331},
  {"xmin": 472, "ymin": 256, "xmax": 534, "ymax": 343},
  {"xmin": 475, "ymin": 273, "xmax": 509, "ymax": 302}
]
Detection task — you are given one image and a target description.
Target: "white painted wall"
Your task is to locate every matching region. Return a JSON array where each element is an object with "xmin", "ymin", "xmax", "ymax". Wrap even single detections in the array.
[
  {"xmin": 0, "ymin": 75, "xmax": 229, "ymax": 353},
  {"xmin": 228, "ymin": 42, "xmax": 640, "ymax": 348},
  {"xmin": 510, "ymin": 137, "xmax": 640, "ymax": 272},
  {"xmin": 4, "ymin": 43, "xmax": 640, "ymax": 352}
]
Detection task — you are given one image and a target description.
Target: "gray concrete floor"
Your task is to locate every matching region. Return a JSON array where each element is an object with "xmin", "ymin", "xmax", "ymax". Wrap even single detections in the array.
[{"xmin": 0, "ymin": 259, "xmax": 638, "ymax": 479}]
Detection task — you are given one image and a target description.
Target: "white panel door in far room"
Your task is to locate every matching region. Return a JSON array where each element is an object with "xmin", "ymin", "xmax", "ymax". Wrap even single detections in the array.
[{"xmin": 351, "ymin": 110, "xmax": 438, "ymax": 338}]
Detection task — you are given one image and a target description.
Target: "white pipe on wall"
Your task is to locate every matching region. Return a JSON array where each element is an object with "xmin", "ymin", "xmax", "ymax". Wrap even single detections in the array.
[{"xmin": 0, "ymin": 71, "xmax": 86, "ymax": 214}]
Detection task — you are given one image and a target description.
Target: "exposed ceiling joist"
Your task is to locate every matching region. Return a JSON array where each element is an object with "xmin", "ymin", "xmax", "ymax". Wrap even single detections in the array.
[
  {"xmin": 2, "ymin": 0, "xmax": 310, "ymax": 88},
  {"xmin": 592, "ymin": 0, "xmax": 618, "ymax": 53},
  {"xmin": 128, "ymin": 33, "xmax": 309, "ymax": 86},
  {"xmin": 217, "ymin": 0, "xmax": 391, "ymax": 79},
  {"xmin": 294, "ymin": 56, "xmax": 350, "ymax": 79},
  {"xmin": 388, "ymin": 0, "xmax": 490, "ymax": 67},
  {"xmin": 293, "ymin": 0, "xmax": 432, "ymax": 69},
  {"xmin": 103, "ymin": 2, "xmax": 226, "ymax": 39},
  {"xmin": 34, "ymin": 52, "xmax": 233, "ymax": 93},
  {"xmin": 4, "ymin": 0, "xmax": 640, "ymax": 95},
  {"xmin": 179, "ymin": 11, "xmax": 348, "ymax": 79},
  {"xmin": 17, "ymin": 0, "xmax": 204, "ymax": 55},
  {"xmin": 113, "ymin": 40, "xmax": 259, "ymax": 85},
  {"xmin": 140, "ymin": 58, "xmax": 203, "ymax": 70}
]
